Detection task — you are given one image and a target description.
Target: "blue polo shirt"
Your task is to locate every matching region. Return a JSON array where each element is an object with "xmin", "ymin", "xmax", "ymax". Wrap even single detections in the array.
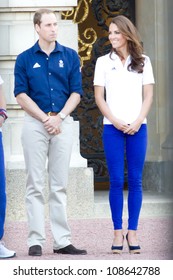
[{"xmin": 14, "ymin": 41, "xmax": 83, "ymax": 113}]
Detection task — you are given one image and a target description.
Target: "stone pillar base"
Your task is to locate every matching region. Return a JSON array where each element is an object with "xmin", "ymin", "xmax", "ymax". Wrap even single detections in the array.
[{"xmin": 5, "ymin": 167, "xmax": 94, "ymax": 221}]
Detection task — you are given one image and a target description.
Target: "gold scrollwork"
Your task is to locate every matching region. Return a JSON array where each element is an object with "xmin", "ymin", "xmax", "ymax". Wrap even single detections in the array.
[
  {"xmin": 61, "ymin": 10, "xmax": 74, "ymax": 20},
  {"xmin": 79, "ymin": 28, "xmax": 97, "ymax": 67},
  {"xmin": 62, "ymin": 0, "xmax": 96, "ymax": 66},
  {"xmin": 62, "ymin": 0, "xmax": 89, "ymax": 24}
]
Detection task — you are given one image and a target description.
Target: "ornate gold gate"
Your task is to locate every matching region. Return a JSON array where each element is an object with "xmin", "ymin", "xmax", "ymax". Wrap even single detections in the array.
[{"xmin": 62, "ymin": 0, "xmax": 135, "ymax": 189}]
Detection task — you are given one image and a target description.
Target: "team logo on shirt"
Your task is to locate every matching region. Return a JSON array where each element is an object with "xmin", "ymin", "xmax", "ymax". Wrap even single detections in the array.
[
  {"xmin": 59, "ymin": 60, "xmax": 64, "ymax": 68},
  {"xmin": 33, "ymin": 63, "xmax": 41, "ymax": 68}
]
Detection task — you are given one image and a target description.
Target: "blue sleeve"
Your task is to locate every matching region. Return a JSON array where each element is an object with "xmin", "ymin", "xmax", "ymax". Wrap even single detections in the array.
[
  {"xmin": 14, "ymin": 53, "xmax": 29, "ymax": 97},
  {"xmin": 69, "ymin": 50, "xmax": 83, "ymax": 96}
]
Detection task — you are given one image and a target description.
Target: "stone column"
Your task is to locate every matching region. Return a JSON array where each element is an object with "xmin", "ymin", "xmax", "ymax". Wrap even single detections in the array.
[
  {"xmin": 135, "ymin": 0, "xmax": 172, "ymax": 193},
  {"xmin": 161, "ymin": 0, "xmax": 173, "ymax": 192}
]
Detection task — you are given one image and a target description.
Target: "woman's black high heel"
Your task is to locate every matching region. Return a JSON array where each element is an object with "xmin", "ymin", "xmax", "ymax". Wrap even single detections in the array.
[
  {"xmin": 111, "ymin": 236, "xmax": 124, "ymax": 254},
  {"xmin": 111, "ymin": 244, "xmax": 123, "ymax": 254},
  {"xmin": 126, "ymin": 234, "xmax": 141, "ymax": 254}
]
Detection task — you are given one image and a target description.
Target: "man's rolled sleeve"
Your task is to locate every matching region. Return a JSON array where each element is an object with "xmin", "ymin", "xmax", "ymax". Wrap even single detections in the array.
[{"xmin": 14, "ymin": 54, "xmax": 29, "ymax": 97}]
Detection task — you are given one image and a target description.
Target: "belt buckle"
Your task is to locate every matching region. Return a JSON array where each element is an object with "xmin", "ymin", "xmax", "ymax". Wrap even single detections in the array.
[{"xmin": 47, "ymin": 112, "xmax": 51, "ymax": 116}]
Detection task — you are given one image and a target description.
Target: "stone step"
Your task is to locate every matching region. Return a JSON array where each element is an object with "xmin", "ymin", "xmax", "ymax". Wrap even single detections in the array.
[
  {"xmin": 94, "ymin": 190, "xmax": 173, "ymax": 218},
  {"xmin": 5, "ymin": 167, "xmax": 173, "ymax": 221}
]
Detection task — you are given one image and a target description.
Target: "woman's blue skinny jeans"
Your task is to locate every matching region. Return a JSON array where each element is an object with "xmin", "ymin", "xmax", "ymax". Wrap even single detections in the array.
[
  {"xmin": 0, "ymin": 132, "xmax": 6, "ymax": 240},
  {"xmin": 103, "ymin": 124, "xmax": 147, "ymax": 230}
]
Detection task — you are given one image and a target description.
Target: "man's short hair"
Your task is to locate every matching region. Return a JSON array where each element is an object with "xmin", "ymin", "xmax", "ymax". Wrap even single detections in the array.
[{"xmin": 33, "ymin": 9, "xmax": 55, "ymax": 26}]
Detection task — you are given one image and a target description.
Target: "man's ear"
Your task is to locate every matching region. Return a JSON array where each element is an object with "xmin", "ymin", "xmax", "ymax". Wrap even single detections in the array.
[{"xmin": 35, "ymin": 24, "xmax": 40, "ymax": 33}]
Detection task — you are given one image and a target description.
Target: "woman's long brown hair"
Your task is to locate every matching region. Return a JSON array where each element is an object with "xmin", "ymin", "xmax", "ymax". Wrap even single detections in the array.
[{"xmin": 109, "ymin": 15, "xmax": 145, "ymax": 73}]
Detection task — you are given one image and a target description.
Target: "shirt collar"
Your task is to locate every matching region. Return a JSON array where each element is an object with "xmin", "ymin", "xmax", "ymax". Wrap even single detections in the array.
[
  {"xmin": 33, "ymin": 41, "xmax": 63, "ymax": 54},
  {"xmin": 110, "ymin": 52, "xmax": 118, "ymax": 60}
]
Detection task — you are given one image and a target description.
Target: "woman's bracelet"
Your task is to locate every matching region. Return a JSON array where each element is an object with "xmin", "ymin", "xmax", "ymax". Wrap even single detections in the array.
[{"xmin": 0, "ymin": 108, "xmax": 8, "ymax": 120}]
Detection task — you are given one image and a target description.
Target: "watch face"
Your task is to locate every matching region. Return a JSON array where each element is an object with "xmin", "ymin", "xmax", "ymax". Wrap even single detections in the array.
[{"xmin": 59, "ymin": 112, "xmax": 66, "ymax": 119}]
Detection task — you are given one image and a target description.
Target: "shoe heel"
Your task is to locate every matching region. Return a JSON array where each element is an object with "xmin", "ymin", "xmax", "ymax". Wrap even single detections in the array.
[
  {"xmin": 111, "ymin": 236, "xmax": 124, "ymax": 254},
  {"xmin": 126, "ymin": 234, "xmax": 141, "ymax": 254}
]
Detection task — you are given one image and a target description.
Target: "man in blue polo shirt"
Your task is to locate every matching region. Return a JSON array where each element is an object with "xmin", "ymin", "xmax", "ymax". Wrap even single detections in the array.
[{"xmin": 14, "ymin": 8, "xmax": 87, "ymax": 256}]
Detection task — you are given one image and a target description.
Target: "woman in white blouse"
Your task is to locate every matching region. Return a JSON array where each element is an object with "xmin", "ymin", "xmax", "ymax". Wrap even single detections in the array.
[{"xmin": 94, "ymin": 15, "xmax": 154, "ymax": 254}]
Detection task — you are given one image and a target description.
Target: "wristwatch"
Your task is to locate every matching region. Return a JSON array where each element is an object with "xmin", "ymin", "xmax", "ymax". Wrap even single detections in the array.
[{"xmin": 58, "ymin": 112, "xmax": 66, "ymax": 120}]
